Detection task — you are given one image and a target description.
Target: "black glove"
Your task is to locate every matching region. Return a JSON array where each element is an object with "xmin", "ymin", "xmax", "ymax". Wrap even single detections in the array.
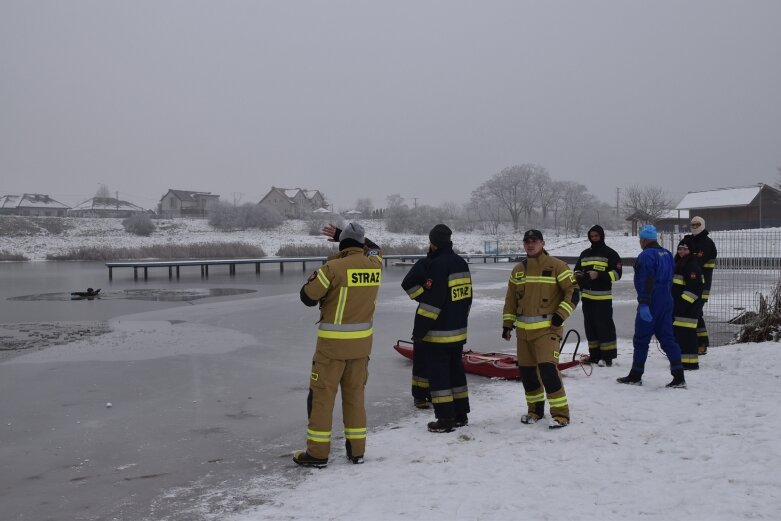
[
  {"xmin": 332, "ymin": 227, "xmax": 342, "ymax": 242},
  {"xmin": 551, "ymin": 314, "xmax": 564, "ymax": 327},
  {"xmin": 502, "ymin": 326, "xmax": 513, "ymax": 340}
]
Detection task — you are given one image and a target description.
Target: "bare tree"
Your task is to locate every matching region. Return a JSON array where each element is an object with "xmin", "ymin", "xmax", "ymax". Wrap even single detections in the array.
[
  {"xmin": 469, "ymin": 186, "xmax": 505, "ymax": 235},
  {"xmin": 95, "ymin": 183, "xmax": 111, "ymax": 198},
  {"xmin": 355, "ymin": 198, "xmax": 373, "ymax": 215},
  {"xmin": 475, "ymin": 164, "xmax": 544, "ymax": 231},
  {"xmin": 560, "ymin": 181, "xmax": 597, "ymax": 235},
  {"xmin": 621, "ymin": 185, "xmax": 673, "ymax": 221},
  {"xmin": 534, "ymin": 171, "xmax": 558, "ymax": 222}
]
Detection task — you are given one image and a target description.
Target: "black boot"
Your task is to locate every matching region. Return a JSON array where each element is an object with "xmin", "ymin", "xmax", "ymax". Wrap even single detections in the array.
[
  {"xmin": 666, "ymin": 369, "xmax": 687, "ymax": 389},
  {"xmin": 292, "ymin": 450, "xmax": 328, "ymax": 468},
  {"xmin": 454, "ymin": 413, "xmax": 468, "ymax": 428},
  {"xmin": 617, "ymin": 370, "xmax": 642, "ymax": 385},
  {"xmin": 427, "ymin": 418, "xmax": 455, "ymax": 433},
  {"xmin": 345, "ymin": 440, "xmax": 364, "ymax": 464}
]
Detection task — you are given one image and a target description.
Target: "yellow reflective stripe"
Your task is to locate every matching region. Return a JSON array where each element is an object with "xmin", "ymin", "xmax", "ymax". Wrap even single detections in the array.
[
  {"xmin": 408, "ymin": 286, "xmax": 424, "ymax": 299},
  {"xmin": 582, "ymin": 293, "xmax": 613, "ymax": 301},
  {"xmin": 557, "ymin": 270, "xmax": 574, "ymax": 282},
  {"xmin": 412, "ymin": 377, "xmax": 430, "ymax": 389},
  {"xmin": 526, "ymin": 276, "xmax": 557, "ymax": 284},
  {"xmin": 703, "ymin": 261, "xmax": 716, "ymax": 268},
  {"xmin": 548, "ymin": 396, "xmax": 568, "ymax": 408},
  {"xmin": 317, "ymin": 328, "xmax": 373, "ymax": 339},
  {"xmin": 344, "ymin": 427, "xmax": 367, "ymax": 440},
  {"xmin": 502, "ymin": 314, "xmax": 517, "ymax": 322},
  {"xmin": 697, "ymin": 331, "xmax": 709, "ymax": 337},
  {"xmin": 526, "ymin": 392, "xmax": 545, "ymax": 403},
  {"xmin": 681, "ymin": 355, "xmax": 699, "ymax": 363},
  {"xmin": 417, "ymin": 307, "xmax": 439, "ymax": 320},
  {"xmin": 334, "ymin": 287, "xmax": 348, "ymax": 324},
  {"xmin": 609, "ymin": 270, "xmax": 619, "ymax": 282},
  {"xmin": 422, "ymin": 332, "xmax": 468, "ymax": 343},
  {"xmin": 516, "ymin": 320, "xmax": 552, "ymax": 330},
  {"xmin": 306, "ymin": 429, "xmax": 331, "ymax": 443},
  {"xmin": 509, "ymin": 277, "xmax": 526, "ymax": 285},
  {"xmin": 672, "ymin": 278, "xmax": 685, "ymax": 286},
  {"xmin": 316, "ymin": 269, "xmax": 330, "ymax": 289},
  {"xmin": 681, "ymin": 292, "xmax": 697, "ymax": 303},
  {"xmin": 601, "ymin": 342, "xmax": 617, "ymax": 351},
  {"xmin": 581, "ymin": 261, "xmax": 608, "ymax": 268},
  {"xmin": 453, "ymin": 390, "xmax": 469, "ymax": 400},
  {"xmin": 559, "ymin": 301, "xmax": 574, "ymax": 314},
  {"xmin": 431, "ymin": 395, "xmax": 454, "ymax": 404},
  {"xmin": 673, "ymin": 320, "xmax": 698, "ymax": 329},
  {"xmin": 448, "ymin": 277, "xmax": 471, "ymax": 287}
]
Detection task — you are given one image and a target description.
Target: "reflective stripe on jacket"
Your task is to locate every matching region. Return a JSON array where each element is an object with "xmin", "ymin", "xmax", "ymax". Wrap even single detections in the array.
[
  {"xmin": 503, "ymin": 251, "xmax": 579, "ymax": 329},
  {"xmin": 303, "ymin": 245, "xmax": 383, "ymax": 359}
]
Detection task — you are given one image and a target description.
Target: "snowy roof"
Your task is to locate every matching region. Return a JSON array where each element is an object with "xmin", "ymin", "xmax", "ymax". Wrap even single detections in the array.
[
  {"xmin": 72, "ymin": 197, "xmax": 145, "ymax": 212},
  {"xmin": 344, "ymin": 209, "xmax": 362, "ymax": 215},
  {"xmin": 165, "ymin": 190, "xmax": 218, "ymax": 202},
  {"xmin": 0, "ymin": 194, "xmax": 70, "ymax": 209},
  {"xmin": 676, "ymin": 186, "xmax": 762, "ymax": 209},
  {"xmin": 312, "ymin": 207, "xmax": 331, "ymax": 213}
]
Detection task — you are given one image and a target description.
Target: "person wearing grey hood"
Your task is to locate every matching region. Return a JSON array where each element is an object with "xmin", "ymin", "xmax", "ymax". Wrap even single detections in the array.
[{"xmin": 574, "ymin": 225, "xmax": 622, "ymax": 367}]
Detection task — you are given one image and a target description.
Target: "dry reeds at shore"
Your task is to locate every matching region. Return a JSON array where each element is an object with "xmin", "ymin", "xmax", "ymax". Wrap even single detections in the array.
[
  {"xmin": 736, "ymin": 279, "xmax": 781, "ymax": 343},
  {"xmin": 46, "ymin": 242, "xmax": 266, "ymax": 261}
]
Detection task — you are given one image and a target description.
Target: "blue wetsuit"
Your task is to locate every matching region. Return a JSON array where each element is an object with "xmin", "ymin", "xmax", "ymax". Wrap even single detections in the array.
[{"xmin": 632, "ymin": 242, "xmax": 682, "ymax": 374}]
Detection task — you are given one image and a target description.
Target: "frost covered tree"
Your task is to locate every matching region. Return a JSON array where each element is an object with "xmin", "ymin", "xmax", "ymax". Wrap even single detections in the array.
[
  {"xmin": 621, "ymin": 185, "xmax": 672, "ymax": 221},
  {"xmin": 475, "ymin": 164, "xmax": 545, "ymax": 231}
]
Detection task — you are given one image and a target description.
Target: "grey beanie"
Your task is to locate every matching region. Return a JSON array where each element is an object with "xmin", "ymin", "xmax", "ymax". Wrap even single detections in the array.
[{"xmin": 340, "ymin": 222, "xmax": 365, "ymax": 245}]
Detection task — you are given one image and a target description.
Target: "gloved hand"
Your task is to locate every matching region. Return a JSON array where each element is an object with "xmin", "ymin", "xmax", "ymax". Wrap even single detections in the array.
[
  {"xmin": 638, "ymin": 304, "xmax": 653, "ymax": 322},
  {"xmin": 551, "ymin": 314, "xmax": 564, "ymax": 327},
  {"xmin": 502, "ymin": 326, "xmax": 513, "ymax": 341}
]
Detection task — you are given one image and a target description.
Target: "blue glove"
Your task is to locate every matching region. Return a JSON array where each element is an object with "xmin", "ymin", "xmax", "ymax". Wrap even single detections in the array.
[{"xmin": 638, "ymin": 304, "xmax": 653, "ymax": 322}]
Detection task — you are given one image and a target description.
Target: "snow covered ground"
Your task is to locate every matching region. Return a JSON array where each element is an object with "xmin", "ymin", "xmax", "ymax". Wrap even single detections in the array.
[
  {"xmin": 230, "ymin": 341, "xmax": 781, "ymax": 521},
  {"xmin": 2, "ymin": 217, "xmax": 652, "ymax": 261}
]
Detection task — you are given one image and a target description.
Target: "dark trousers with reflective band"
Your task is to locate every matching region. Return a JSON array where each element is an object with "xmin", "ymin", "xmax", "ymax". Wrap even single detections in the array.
[
  {"xmin": 411, "ymin": 341, "xmax": 431, "ymax": 402},
  {"xmin": 306, "ymin": 352, "xmax": 368, "ymax": 460},
  {"xmin": 517, "ymin": 326, "xmax": 569, "ymax": 421},
  {"xmin": 420, "ymin": 341, "xmax": 470, "ymax": 420},
  {"xmin": 674, "ymin": 318, "xmax": 699, "ymax": 369},
  {"xmin": 631, "ymin": 307, "xmax": 682, "ymax": 374},
  {"xmin": 582, "ymin": 298, "xmax": 617, "ymax": 362},
  {"xmin": 697, "ymin": 316, "xmax": 709, "ymax": 349}
]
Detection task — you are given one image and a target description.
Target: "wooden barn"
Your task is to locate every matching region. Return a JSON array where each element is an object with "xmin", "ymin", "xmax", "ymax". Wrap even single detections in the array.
[{"xmin": 675, "ymin": 184, "xmax": 781, "ymax": 230}]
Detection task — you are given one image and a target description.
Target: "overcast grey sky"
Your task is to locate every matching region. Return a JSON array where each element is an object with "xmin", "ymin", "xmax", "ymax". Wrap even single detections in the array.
[{"xmin": 2, "ymin": 1, "xmax": 780, "ymax": 211}]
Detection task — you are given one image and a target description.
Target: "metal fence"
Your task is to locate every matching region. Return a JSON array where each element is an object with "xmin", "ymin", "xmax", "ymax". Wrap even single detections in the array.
[{"xmin": 659, "ymin": 229, "xmax": 781, "ymax": 345}]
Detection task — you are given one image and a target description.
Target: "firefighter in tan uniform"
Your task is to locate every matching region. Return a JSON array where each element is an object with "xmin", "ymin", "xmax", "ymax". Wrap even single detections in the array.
[
  {"xmin": 502, "ymin": 229, "xmax": 579, "ymax": 428},
  {"xmin": 293, "ymin": 223, "xmax": 382, "ymax": 468}
]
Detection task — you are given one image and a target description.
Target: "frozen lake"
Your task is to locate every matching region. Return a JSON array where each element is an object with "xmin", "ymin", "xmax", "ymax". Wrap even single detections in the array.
[{"xmin": 0, "ymin": 260, "xmax": 669, "ymax": 520}]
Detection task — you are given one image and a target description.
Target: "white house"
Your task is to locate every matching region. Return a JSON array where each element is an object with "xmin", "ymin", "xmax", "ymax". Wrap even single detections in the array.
[
  {"xmin": 0, "ymin": 194, "xmax": 70, "ymax": 217},
  {"xmin": 258, "ymin": 187, "xmax": 327, "ymax": 218}
]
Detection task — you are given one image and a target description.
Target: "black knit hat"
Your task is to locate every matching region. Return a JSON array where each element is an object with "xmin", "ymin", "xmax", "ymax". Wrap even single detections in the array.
[{"xmin": 429, "ymin": 224, "xmax": 452, "ymax": 247}]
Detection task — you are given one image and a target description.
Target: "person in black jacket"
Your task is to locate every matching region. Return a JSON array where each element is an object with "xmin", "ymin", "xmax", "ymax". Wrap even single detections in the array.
[
  {"xmin": 684, "ymin": 216, "xmax": 717, "ymax": 355},
  {"xmin": 574, "ymin": 225, "xmax": 622, "ymax": 366},
  {"xmin": 401, "ymin": 254, "xmax": 433, "ymax": 409},
  {"xmin": 672, "ymin": 236, "xmax": 704, "ymax": 370},
  {"xmin": 401, "ymin": 224, "xmax": 472, "ymax": 433}
]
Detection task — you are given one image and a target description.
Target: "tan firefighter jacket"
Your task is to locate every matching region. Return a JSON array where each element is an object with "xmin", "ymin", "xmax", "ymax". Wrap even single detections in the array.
[
  {"xmin": 302, "ymin": 244, "xmax": 383, "ymax": 359},
  {"xmin": 503, "ymin": 251, "xmax": 579, "ymax": 332}
]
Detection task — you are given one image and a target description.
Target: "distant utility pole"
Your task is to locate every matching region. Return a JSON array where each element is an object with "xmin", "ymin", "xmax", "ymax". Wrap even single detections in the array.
[
  {"xmin": 412, "ymin": 197, "xmax": 418, "ymax": 209},
  {"xmin": 116, "ymin": 191, "xmax": 119, "ymax": 209},
  {"xmin": 615, "ymin": 187, "xmax": 620, "ymax": 217}
]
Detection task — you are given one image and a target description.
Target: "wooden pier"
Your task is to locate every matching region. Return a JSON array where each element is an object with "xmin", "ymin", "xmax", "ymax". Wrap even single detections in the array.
[{"xmin": 105, "ymin": 253, "xmax": 523, "ymax": 281}]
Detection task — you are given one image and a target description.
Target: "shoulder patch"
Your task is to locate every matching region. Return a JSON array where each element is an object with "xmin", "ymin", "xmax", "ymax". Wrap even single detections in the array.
[
  {"xmin": 616, "ymin": 262, "xmax": 622, "ymax": 269},
  {"xmin": 424, "ymin": 278, "xmax": 433, "ymax": 289},
  {"xmin": 367, "ymin": 249, "xmax": 379, "ymax": 256},
  {"xmin": 689, "ymin": 272, "xmax": 697, "ymax": 280}
]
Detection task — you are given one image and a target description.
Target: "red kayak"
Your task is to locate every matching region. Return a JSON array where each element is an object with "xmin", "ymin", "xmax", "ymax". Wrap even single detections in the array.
[{"xmin": 393, "ymin": 329, "xmax": 587, "ymax": 380}]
